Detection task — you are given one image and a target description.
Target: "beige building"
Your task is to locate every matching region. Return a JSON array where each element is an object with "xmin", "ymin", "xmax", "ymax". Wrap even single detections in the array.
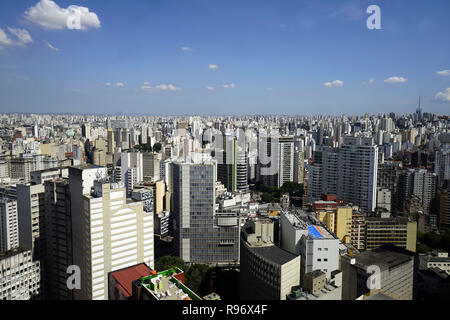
[
  {"xmin": 342, "ymin": 245, "xmax": 415, "ymax": 300},
  {"xmin": 288, "ymin": 269, "xmax": 342, "ymax": 300},
  {"xmin": 93, "ymin": 149, "xmax": 107, "ymax": 166},
  {"xmin": 240, "ymin": 218, "xmax": 300, "ymax": 300}
]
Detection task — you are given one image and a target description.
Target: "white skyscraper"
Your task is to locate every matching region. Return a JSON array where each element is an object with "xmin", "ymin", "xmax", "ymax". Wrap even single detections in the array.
[{"xmin": 71, "ymin": 170, "xmax": 154, "ymax": 300}]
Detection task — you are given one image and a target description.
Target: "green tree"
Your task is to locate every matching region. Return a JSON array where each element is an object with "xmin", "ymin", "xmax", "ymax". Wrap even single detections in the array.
[
  {"xmin": 153, "ymin": 142, "xmax": 162, "ymax": 152},
  {"xmin": 184, "ymin": 264, "xmax": 211, "ymax": 296},
  {"xmin": 261, "ymin": 193, "xmax": 275, "ymax": 203},
  {"xmin": 155, "ymin": 255, "xmax": 186, "ymax": 272}
]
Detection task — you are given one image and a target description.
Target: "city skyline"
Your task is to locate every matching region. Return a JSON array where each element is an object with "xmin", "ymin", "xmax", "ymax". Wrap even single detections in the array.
[{"xmin": 0, "ymin": 0, "xmax": 449, "ymax": 116}]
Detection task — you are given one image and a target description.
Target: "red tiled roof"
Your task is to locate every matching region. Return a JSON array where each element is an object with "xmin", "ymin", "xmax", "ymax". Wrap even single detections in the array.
[{"xmin": 111, "ymin": 263, "xmax": 152, "ymax": 298}]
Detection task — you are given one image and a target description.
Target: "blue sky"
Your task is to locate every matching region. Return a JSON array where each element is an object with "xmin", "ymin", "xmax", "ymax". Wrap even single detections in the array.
[{"xmin": 0, "ymin": 0, "xmax": 449, "ymax": 116}]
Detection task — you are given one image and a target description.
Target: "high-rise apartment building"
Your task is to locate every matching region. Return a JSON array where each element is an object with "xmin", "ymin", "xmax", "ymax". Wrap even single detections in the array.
[
  {"xmin": 412, "ymin": 169, "xmax": 437, "ymax": 216},
  {"xmin": 82, "ymin": 123, "xmax": 91, "ymax": 140},
  {"xmin": 338, "ymin": 136, "xmax": 378, "ymax": 212},
  {"xmin": 293, "ymin": 147, "xmax": 304, "ymax": 184},
  {"xmin": 377, "ymin": 161, "xmax": 402, "ymax": 214},
  {"xmin": 44, "ymin": 179, "xmax": 73, "ymax": 300},
  {"xmin": 114, "ymin": 152, "xmax": 143, "ymax": 195},
  {"xmin": 142, "ymin": 152, "xmax": 161, "ymax": 182},
  {"xmin": 0, "ymin": 197, "xmax": 19, "ymax": 253},
  {"xmin": 438, "ymin": 185, "xmax": 450, "ymax": 229},
  {"xmin": 17, "ymin": 183, "xmax": 46, "ymax": 298}
]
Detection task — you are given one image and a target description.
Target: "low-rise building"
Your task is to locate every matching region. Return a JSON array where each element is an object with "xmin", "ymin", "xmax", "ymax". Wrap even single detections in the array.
[
  {"xmin": 287, "ymin": 270, "xmax": 342, "ymax": 300},
  {"xmin": 341, "ymin": 244, "xmax": 415, "ymax": 300},
  {"xmin": 240, "ymin": 218, "xmax": 300, "ymax": 300}
]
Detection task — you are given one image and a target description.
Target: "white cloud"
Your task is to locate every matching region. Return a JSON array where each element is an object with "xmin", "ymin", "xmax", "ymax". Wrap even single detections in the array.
[
  {"xmin": 181, "ymin": 46, "xmax": 194, "ymax": 52},
  {"xmin": 7, "ymin": 28, "xmax": 33, "ymax": 45},
  {"xmin": 384, "ymin": 76, "xmax": 407, "ymax": 83},
  {"xmin": 207, "ymin": 86, "xmax": 215, "ymax": 91},
  {"xmin": 436, "ymin": 70, "xmax": 450, "ymax": 76},
  {"xmin": 330, "ymin": 6, "xmax": 365, "ymax": 21},
  {"xmin": 222, "ymin": 83, "xmax": 236, "ymax": 88},
  {"xmin": 141, "ymin": 83, "xmax": 180, "ymax": 91},
  {"xmin": 0, "ymin": 28, "xmax": 12, "ymax": 46},
  {"xmin": 0, "ymin": 27, "xmax": 33, "ymax": 48},
  {"xmin": 104, "ymin": 82, "xmax": 112, "ymax": 86},
  {"xmin": 323, "ymin": 80, "xmax": 344, "ymax": 87},
  {"xmin": 45, "ymin": 41, "xmax": 59, "ymax": 51},
  {"xmin": 362, "ymin": 78, "xmax": 375, "ymax": 85},
  {"xmin": 435, "ymin": 88, "xmax": 450, "ymax": 102},
  {"xmin": 115, "ymin": 82, "xmax": 125, "ymax": 87},
  {"xmin": 24, "ymin": 0, "xmax": 101, "ymax": 30},
  {"xmin": 156, "ymin": 84, "xmax": 180, "ymax": 91},
  {"xmin": 208, "ymin": 64, "xmax": 219, "ymax": 70}
]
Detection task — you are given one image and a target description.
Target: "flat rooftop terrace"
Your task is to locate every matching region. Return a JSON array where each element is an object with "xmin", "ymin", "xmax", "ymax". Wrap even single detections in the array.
[{"xmin": 140, "ymin": 268, "xmax": 202, "ymax": 301}]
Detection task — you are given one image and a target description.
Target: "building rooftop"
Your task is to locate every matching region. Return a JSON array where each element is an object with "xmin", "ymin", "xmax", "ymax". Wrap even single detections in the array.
[
  {"xmin": 110, "ymin": 263, "xmax": 152, "ymax": 299},
  {"xmin": 306, "ymin": 225, "xmax": 335, "ymax": 240},
  {"xmin": 30, "ymin": 166, "xmax": 69, "ymax": 174},
  {"xmin": 69, "ymin": 164, "xmax": 103, "ymax": 171},
  {"xmin": 250, "ymin": 244, "xmax": 299, "ymax": 265},
  {"xmin": 364, "ymin": 291, "xmax": 397, "ymax": 300},
  {"xmin": 351, "ymin": 245, "xmax": 415, "ymax": 270},
  {"xmin": 289, "ymin": 283, "xmax": 339, "ymax": 300},
  {"xmin": 203, "ymin": 292, "xmax": 221, "ymax": 300},
  {"xmin": 140, "ymin": 268, "xmax": 202, "ymax": 301},
  {"xmin": 0, "ymin": 247, "xmax": 31, "ymax": 260},
  {"xmin": 421, "ymin": 268, "xmax": 450, "ymax": 280}
]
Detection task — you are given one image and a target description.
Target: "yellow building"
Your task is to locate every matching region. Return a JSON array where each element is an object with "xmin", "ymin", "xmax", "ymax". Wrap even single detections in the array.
[
  {"xmin": 317, "ymin": 206, "xmax": 352, "ymax": 244},
  {"xmin": 40, "ymin": 143, "xmax": 56, "ymax": 156},
  {"xmin": 365, "ymin": 217, "xmax": 417, "ymax": 252}
]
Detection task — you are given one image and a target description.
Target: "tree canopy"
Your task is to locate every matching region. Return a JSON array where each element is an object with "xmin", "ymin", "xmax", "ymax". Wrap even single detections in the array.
[
  {"xmin": 153, "ymin": 142, "xmax": 162, "ymax": 152},
  {"xmin": 253, "ymin": 181, "xmax": 304, "ymax": 203},
  {"xmin": 417, "ymin": 229, "xmax": 450, "ymax": 253},
  {"xmin": 154, "ymin": 255, "xmax": 211, "ymax": 296}
]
